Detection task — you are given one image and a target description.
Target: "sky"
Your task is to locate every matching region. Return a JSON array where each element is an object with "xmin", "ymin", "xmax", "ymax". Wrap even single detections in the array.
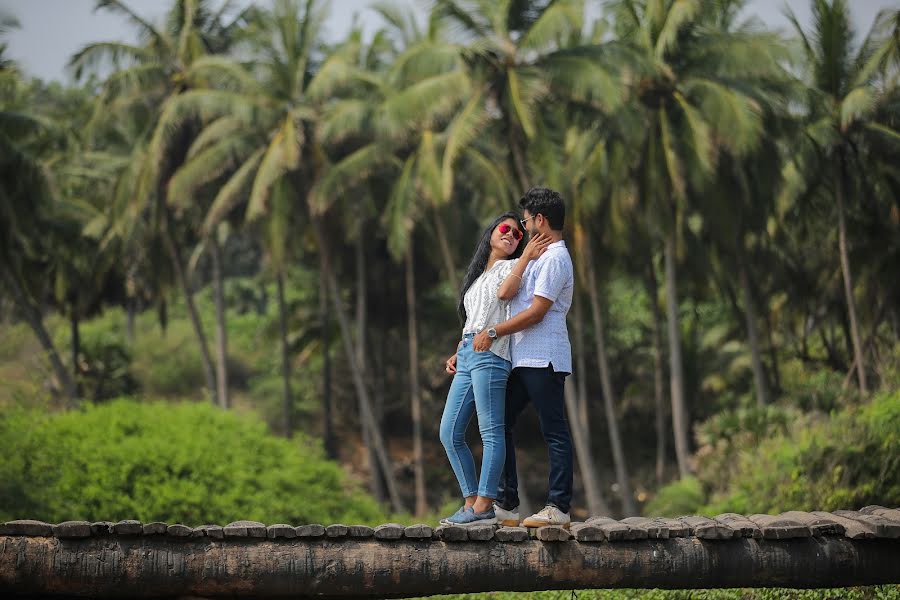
[{"xmin": 1, "ymin": 0, "xmax": 892, "ymax": 83}]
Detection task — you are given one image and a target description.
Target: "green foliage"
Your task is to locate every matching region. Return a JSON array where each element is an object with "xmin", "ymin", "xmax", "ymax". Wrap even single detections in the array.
[
  {"xmin": 0, "ymin": 398, "xmax": 386, "ymax": 525},
  {"xmin": 642, "ymin": 476, "xmax": 705, "ymax": 517},
  {"xmin": 648, "ymin": 390, "xmax": 900, "ymax": 517}
]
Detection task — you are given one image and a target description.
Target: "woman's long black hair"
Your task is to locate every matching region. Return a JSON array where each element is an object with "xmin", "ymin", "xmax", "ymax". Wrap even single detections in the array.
[{"xmin": 457, "ymin": 211, "xmax": 526, "ymax": 323}]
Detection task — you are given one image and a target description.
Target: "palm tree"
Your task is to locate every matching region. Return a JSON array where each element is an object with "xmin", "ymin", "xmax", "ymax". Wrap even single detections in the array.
[
  {"xmin": 71, "ymin": 0, "xmax": 254, "ymax": 406},
  {"xmin": 607, "ymin": 0, "xmax": 785, "ymax": 477},
  {"xmin": 434, "ymin": 0, "xmax": 626, "ymax": 193},
  {"xmin": 780, "ymin": 0, "xmax": 900, "ymax": 395},
  {"xmin": 0, "ymin": 72, "xmax": 78, "ymax": 402},
  {"xmin": 154, "ymin": 0, "xmax": 408, "ymax": 511}
]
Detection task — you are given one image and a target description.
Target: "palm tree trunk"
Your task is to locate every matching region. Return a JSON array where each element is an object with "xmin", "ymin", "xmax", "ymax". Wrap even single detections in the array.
[
  {"xmin": 645, "ymin": 263, "xmax": 667, "ymax": 487},
  {"xmin": 161, "ymin": 222, "xmax": 217, "ymax": 406},
  {"xmin": 583, "ymin": 241, "xmax": 636, "ymax": 516},
  {"xmin": 2, "ymin": 266, "xmax": 77, "ymax": 403},
  {"xmin": 664, "ymin": 228, "xmax": 692, "ymax": 477},
  {"xmin": 564, "ymin": 379, "xmax": 610, "ymax": 516},
  {"xmin": 405, "ymin": 244, "xmax": 428, "ymax": 517},
  {"xmin": 432, "ymin": 209, "xmax": 459, "ymax": 295},
  {"xmin": 737, "ymin": 248, "xmax": 770, "ymax": 407},
  {"xmin": 210, "ymin": 238, "xmax": 230, "ymax": 409},
  {"xmin": 314, "ymin": 219, "xmax": 403, "ymax": 513},
  {"xmin": 507, "ymin": 127, "xmax": 530, "ymax": 193},
  {"xmin": 70, "ymin": 309, "xmax": 80, "ymax": 383},
  {"xmin": 319, "ymin": 258, "xmax": 336, "ymax": 460},
  {"xmin": 276, "ymin": 272, "xmax": 293, "ymax": 438},
  {"xmin": 355, "ymin": 220, "xmax": 385, "ymax": 502},
  {"xmin": 835, "ymin": 159, "xmax": 867, "ymax": 394},
  {"xmin": 572, "ymin": 293, "xmax": 590, "ymax": 436}
]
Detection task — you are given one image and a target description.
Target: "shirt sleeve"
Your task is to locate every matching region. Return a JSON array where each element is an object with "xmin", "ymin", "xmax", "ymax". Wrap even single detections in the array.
[{"xmin": 533, "ymin": 255, "xmax": 570, "ymax": 302}]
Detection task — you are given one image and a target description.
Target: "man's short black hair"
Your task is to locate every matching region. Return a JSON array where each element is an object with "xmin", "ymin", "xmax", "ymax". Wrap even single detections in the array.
[{"xmin": 519, "ymin": 187, "xmax": 565, "ymax": 231}]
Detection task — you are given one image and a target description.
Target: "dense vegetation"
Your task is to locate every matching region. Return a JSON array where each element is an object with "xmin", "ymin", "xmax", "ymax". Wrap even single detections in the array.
[{"xmin": 2, "ymin": 0, "xmax": 899, "ymax": 536}]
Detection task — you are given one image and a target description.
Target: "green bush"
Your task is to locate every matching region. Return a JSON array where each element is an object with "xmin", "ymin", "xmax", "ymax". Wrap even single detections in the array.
[
  {"xmin": 0, "ymin": 398, "xmax": 386, "ymax": 525},
  {"xmin": 646, "ymin": 391, "xmax": 900, "ymax": 517}
]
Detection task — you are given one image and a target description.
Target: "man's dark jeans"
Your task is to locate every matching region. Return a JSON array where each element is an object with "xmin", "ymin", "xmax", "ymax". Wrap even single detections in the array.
[{"xmin": 496, "ymin": 365, "xmax": 573, "ymax": 514}]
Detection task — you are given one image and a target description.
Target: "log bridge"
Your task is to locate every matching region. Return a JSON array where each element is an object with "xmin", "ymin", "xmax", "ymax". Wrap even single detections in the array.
[{"xmin": 2, "ymin": 507, "xmax": 900, "ymax": 598}]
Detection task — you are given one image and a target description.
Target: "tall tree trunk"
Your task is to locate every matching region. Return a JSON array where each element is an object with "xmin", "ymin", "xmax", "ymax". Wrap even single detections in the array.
[
  {"xmin": 314, "ymin": 219, "xmax": 403, "ymax": 513},
  {"xmin": 276, "ymin": 272, "xmax": 293, "ymax": 438},
  {"xmin": 405, "ymin": 245, "xmax": 427, "ymax": 517},
  {"xmin": 2, "ymin": 267, "xmax": 77, "ymax": 403},
  {"xmin": 70, "ymin": 309, "xmax": 80, "ymax": 382},
  {"xmin": 835, "ymin": 159, "xmax": 867, "ymax": 394},
  {"xmin": 319, "ymin": 258, "xmax": 336, "ymax": 460},
  {"xmin": 507, "ymin": 126, "xmax": 530, "ymax": 193},
  {"xmin": 161, "ymin": 217, "xmax": 217, "ymax": 406},
  {"xmin": 432, "ymin": 209, "xmax": 459, "ymax": 296},
  {"xmin": 582, "ymin": 241, "xmax": 636, "ymax": 516},
  {"xmin": 210, "ymin": 238, "xmax": 230, "ymax": 409},
  {"xmin": 564, "ymin": 380, "xmax": 610, "ymax": 517},
  {"xmin": 737, "ymin": 247, "xmax": 770, "ymax": 407},
  {"xmin": 645, "ymin": 263, "xmax": 667, "ymax": 487},
  {"xmin": 664, "ymin": 228, "xmax": 692, "ymax": 477},
  {"xmin": 355, "ymin": 219, "xmax": 385, "ymax": 502},
  {"xmin": 572, "ymin": 293, "xmax": 590, "ymax": 437},
  {"xmin": 126, "ymin": 298, "xmax": 136, "ymax": 343}
]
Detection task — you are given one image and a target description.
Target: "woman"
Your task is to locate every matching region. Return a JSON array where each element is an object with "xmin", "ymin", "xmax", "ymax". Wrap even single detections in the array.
[{"xmin": 439, "ymin": 212, "xmax": 550, "ymax": 527}]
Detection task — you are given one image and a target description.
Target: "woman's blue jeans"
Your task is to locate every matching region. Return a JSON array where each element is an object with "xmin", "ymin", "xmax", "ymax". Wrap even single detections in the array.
[{"xmin": 440, "ymin": 333, "xmax": 511, "ymax": 499}]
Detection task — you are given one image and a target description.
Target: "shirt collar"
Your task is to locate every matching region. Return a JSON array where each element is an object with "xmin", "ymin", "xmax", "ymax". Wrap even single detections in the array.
[{"xmin": 547, "ymin": 239, "xmax": 566, "ymax": 249}]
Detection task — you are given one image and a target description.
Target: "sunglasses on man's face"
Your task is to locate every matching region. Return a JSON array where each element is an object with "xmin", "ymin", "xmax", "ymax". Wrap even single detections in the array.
[{"xmin": 497, "ymin": 223, "xmax": 523, "ymax": 240}]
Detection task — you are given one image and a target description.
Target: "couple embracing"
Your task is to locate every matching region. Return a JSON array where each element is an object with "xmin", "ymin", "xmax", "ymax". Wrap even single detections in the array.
[{"xmin": 439, "ymin": 187, "xmax": 574, "ymax": 529}]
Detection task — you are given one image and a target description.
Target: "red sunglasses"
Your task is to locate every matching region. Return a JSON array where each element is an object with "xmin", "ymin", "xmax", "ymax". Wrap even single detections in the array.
[{"xmin": 498, "ymin": 223, "xmax": 523, "ymax": 240}]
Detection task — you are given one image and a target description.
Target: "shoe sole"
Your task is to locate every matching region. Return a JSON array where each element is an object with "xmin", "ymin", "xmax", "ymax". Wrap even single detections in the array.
[
  {"xmin": 521, "ymin": 519, "xmax": 571, "ymax": 529},
  {"xmin": 499, "ymin": 519, "xmax": 521, "ymax": 527},
  {"xmin": 453, "ymin": 518, "xmax": 498, "ymax": 528}
]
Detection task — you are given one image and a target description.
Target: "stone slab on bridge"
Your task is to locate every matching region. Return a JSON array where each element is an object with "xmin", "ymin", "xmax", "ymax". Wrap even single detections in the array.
[{"xmin": 2, "ymin": 507, "xmax": 899, "ymax": 598}]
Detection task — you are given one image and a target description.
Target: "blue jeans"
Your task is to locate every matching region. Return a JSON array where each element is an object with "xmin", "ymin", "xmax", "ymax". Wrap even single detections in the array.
[{"xmin": 440, "ymin": 334, "xmax": 511, "ymax": 499}]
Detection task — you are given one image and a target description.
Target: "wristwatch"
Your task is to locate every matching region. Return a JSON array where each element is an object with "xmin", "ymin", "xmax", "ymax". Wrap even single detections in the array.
[{"xmin": 487, "ymin": 327, "xmax": 498, "ymax": 339}]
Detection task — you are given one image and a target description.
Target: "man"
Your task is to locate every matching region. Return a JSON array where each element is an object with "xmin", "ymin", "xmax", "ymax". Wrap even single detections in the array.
[{"xmin": 472, "ymin": 187, "xmax": 575, "ymax": 528}]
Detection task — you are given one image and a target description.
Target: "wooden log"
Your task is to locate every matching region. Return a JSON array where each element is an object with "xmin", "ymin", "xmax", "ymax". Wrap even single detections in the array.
[
  {"xmin": 714, "ymin": 514, "xmax": 762, "ymax": 539},
  {"xmin": 0, "ymin": 521, "xmax": 52, "ymax": 537},
  {"xmin": 403, "ymin": 525, "xmax": 432, "ymax": 540},
  {"xmin": 52, "ymin": 521, "xmax": 91, "ymax": 538},
  {"xmin": 584, "ymin": 517, "xmax": 637, "ymax": 541},
  {"xmin": 651, "ymin": 517, "xmax": 690, "ymax": 538},
  {"xmin": 373, "ymin": 524, "xmax": 403, "ymax": 540},
  {"xmin": 323, "ymin": 524, "xmax": 347, "ymax": 538},
  {"xmin": 142, "ymin": 522, "xmax": 167, "ymax": 536},
  {"xmin": 348, "ymin": 525, "xmax": 374, "ymax": 538},
  {"xmin": 2, "ymin": 534, "xmax": 898, "ymax": 598},
  {"xmin": 777, "ymin": 512, "xmax": 845, "ymax": 537},
  {"xmin": 296, "ymin": 524, "xmax": 325, "ymax": 538},
  {"xmin": 534, "ymin": 526, "xmax": 570, "ymax": 542},
  {"xmin": 860, "ymin": 505, "xmax": 900, "ymax": 522},
  {"xmin": 747, "ymin": 514, "xmax": 811, "ymax": 539},
  {"xmin": 570, "ymin": 523, "xmax": 605, "ymax": 542},
  {"xmin": 678, "ymin": 516, "xmax": 736, "ymax": 540},
  {"xmin": 166, "ymin": 524, "xmax": 192, "ymax": 538},
  {"xmin": 267, "ymin": 525, "xmax": 297, "ymax": 540},
  {"xmin": 811, "ymin": 511, "xmax": 876, "ymax": 539},
  {"xmin": 494, "ymin": 527, "xmax": 529, "ymax": 542},
  {"xmin": 112, "ymin": 520, "xmax": 143, "ymax": 536},
  {"xmin": 833, "ymin": 510, "xmax": 900, "ymax": 538},
  {"xmin": 621, "ymin": 517, "xmax": 669, "ymax": 539}
]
